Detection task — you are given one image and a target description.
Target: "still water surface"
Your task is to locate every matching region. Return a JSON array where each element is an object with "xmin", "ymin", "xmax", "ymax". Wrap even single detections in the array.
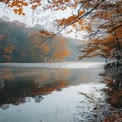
[{"xmin": 0, "ymin": 63, "xmax": 109, "ymax": 122}]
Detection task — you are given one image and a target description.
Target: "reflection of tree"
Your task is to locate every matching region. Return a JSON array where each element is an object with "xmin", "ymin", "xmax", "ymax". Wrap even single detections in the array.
[
  {"xmin": 0, "ymin": 76, "xmax": 67, "ymax": 109},
  {"xmin": 33, "ymin": 95, "xmax": 44, "ymax": 103},
  {"xmin": 0, "ymin": 68, "xmax": 72, "ymax": 109},
  {"xmin": 0, "ymin": 67, "xmax": 101, "ymax": 109},
  {"xmin": 34, "ymin": 69, "xmax": 72, "ymax": 89},
  {"xmin": 34, "ymin": 81, "xmax": 67, "ymax": 95},
  {"xmin": 0, "ymin": 79, "xmax": 5, "ymax": 88},
  {"xmin": 1, "ymin": 104, "xmax": 9, "ymax": 110},
  {"xmin": 0, "ymin": 79, "xmax": 33, "ymax": 108},
  {"xmin": 0, "ymin": 68, "xmax": 14, "ymax": 80}
]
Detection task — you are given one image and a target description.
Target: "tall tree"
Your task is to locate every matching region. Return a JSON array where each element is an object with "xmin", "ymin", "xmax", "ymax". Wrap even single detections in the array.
[{"xmin": 1, "ymin": 0, "xmax": 122, "ymax": 60}]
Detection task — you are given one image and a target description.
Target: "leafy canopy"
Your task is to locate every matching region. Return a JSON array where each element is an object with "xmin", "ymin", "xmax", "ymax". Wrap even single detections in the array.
[{"xmin": 1, "ymin": 0, "xmax": 122, "ymax": 60}]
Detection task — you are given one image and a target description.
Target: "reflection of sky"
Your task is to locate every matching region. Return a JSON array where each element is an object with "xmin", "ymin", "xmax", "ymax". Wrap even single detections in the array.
[
  {"xmin": 0, "ymin": 64, "xmax": 109, "ymax": 122},
  {"xmin": 0, "ymin": 83, "xmax": 107, "ymax": 122},
  {"xmin": 0, "ymin": 62, "xmax": 104, "ymax": 69}
]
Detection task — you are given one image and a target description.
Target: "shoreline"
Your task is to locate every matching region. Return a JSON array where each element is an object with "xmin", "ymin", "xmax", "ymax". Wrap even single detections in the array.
[{"xmin": 102, "ymin": 79, "xmax": 122, "ymax": 122}]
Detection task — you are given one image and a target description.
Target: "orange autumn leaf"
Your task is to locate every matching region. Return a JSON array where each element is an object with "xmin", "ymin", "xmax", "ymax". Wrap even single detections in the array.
[
  {"xmin": 18, "ymin": 8, "xmax": 22, "ymax": 15},
  {"xmin": 23, "ymin": 2, "xmax": 28, "ymax": 6},
  {"xmin": 31, "ymin": 5, "xmax": 37, "ymax": 10},
  {"xmin": 22, "ymin": 13, "xmax": 25, "ymax": 16},
  {"xmin": 78, "ymin": 11, "xmax": 85, "ymax": 16},
  {"xmin": 64, "ymin": 0, "xmax": 70, "ymax": 2},
  {"xmin": 13, "ymin": 9, "xmax": 17, "ymax": 14},
  {"xmin": 39, "ymin": 30, "xmax": 51, "ymax": 36}
]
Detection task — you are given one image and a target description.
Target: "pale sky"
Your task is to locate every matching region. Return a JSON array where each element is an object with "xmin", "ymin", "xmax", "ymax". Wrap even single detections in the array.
[
  {"xmin": 0, "ymin": 1, "xmax": 87, "ymax": 40},
  {"xmin": 0, "ymin": 2, "xmax": 72, "ymax": 25}
]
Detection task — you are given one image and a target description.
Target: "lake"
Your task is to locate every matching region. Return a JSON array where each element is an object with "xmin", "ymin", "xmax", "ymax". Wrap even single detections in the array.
[{"xmin": 0, "ymin": 63, "xmax": 110, "ymax": 122}]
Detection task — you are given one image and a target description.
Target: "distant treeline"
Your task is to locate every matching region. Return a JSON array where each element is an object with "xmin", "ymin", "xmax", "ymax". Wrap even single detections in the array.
[
  {"xmin": 0, "ymin": 19, "xmax": 72, "ymax": 63},
  {"xmin": 0, "ymin": 20, "xmax": 42, "ymax": 62}
]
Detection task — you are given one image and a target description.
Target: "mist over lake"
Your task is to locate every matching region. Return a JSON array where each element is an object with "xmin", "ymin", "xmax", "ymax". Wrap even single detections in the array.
[{"xmin": 0, "ymin": 63, "xmax": 110, "ymax": 122}]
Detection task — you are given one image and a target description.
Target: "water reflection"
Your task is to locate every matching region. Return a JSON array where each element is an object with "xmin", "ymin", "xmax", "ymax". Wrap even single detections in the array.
[
  {"xmin": 0, "ymin": 65, "xmax": 108, "ymax": 122},
  {"xmin": 0, "ymin": 67, "xmax": 102, "ymax": 109},
  {"xmin": 0, "ymin": 79, "xmax": 5, "ymax": 88}
]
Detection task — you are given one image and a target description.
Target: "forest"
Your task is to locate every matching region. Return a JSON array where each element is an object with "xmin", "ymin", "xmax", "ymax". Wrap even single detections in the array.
[
  {"xmin": 0, "ymin": 19, "xmax": 73, "ymax": 62},
  {"xmin": 0, "ymin": 0, "xmax": 122, "ymax": 121}
]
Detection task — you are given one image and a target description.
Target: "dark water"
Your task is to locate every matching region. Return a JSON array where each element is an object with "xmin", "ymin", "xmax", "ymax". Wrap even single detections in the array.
[{"xmin": 0, "ymin": 63, "xmax": 110, "ymax": 122}]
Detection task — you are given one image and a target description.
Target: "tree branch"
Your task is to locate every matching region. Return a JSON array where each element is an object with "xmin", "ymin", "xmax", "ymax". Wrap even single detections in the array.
[{"xmin": 39, "ymin": 0, "xmax": 106, "ymax": 45}]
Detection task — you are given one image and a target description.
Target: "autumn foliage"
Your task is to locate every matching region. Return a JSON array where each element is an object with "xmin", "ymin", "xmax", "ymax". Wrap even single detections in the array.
[
  {"xmin": 0, "ymin": 20, "xmax": 71, "ymax": 62},
  {"xmin": 0, "ymin": 0, "xmax": 122, "ymax": 60}
]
